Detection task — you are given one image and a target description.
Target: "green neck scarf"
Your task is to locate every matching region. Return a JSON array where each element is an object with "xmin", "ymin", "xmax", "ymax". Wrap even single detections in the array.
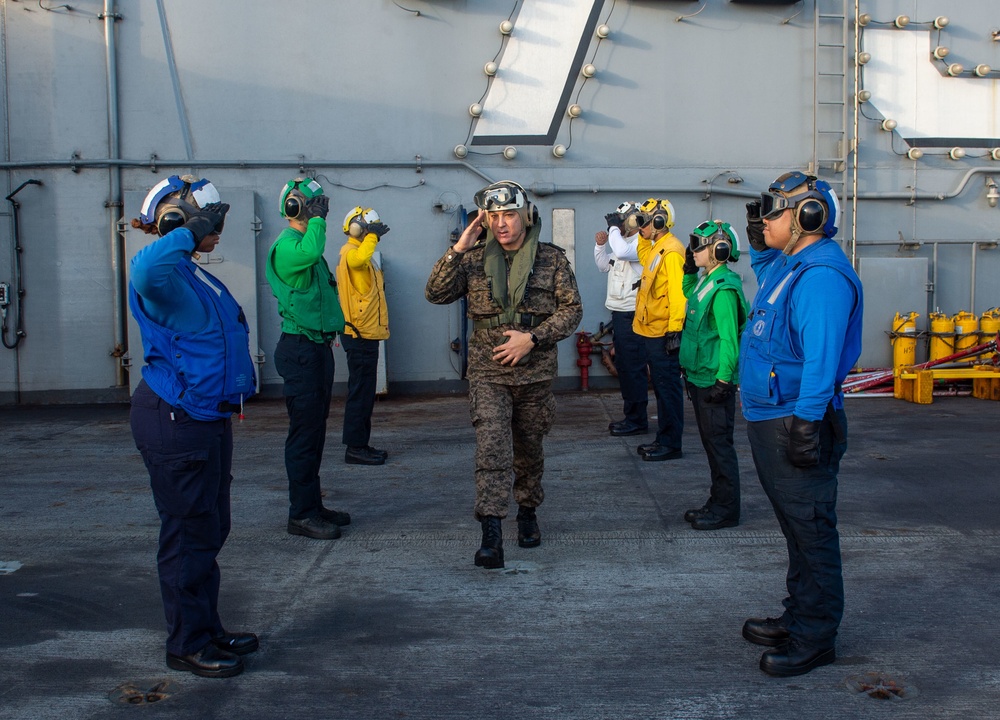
[{"xmin": 483, "ymin": 224, "xmax": 540, "ymax": 324}]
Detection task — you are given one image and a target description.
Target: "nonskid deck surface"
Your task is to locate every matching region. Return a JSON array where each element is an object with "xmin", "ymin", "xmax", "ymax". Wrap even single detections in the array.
[{"xmin": 1, "ymin": 392, "xmax": 997, "ymax": 719}]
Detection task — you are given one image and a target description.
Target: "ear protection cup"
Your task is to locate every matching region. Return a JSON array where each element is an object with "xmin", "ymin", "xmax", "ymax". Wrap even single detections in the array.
[
  {"xmin": 526, "ymin": 201, "xmax": 538, "ymax": 228},
  {"xmin": 279, "ymin": 177, "xmax": 324, "ymax": 219},
  {"xmin": 690, "ymin": 219, "xmax": 741, "ymax": 263},
  {"xmin": 156, "ymin": 208, "xmax": 188, "ymax": 237},
  {"xmin": 343, "ymin": 207, "xmax": 382, "ymax": 237},
  {"xmin": 795, "ymin": 198, "xmax": 826, "ymax": 234},
  {"xmin": 638, "ymin": 198, "xmax": 675, "ymax": 232},
  {"xmin": 765, "ymin": 172, "xmax": 839, "ymax": 237},
  {"xmin": 283, "ymin": 193, "xmax": 304, "ymax": 220},
  {"xmin": 713, "ymin": 240, "xmax": 732, "ymax": 263}
]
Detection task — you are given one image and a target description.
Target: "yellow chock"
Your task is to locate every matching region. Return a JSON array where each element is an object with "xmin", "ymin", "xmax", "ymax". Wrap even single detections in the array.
[{"xmin": 972, "ymin": 365, "xmax": 1000, "ymax": 401}]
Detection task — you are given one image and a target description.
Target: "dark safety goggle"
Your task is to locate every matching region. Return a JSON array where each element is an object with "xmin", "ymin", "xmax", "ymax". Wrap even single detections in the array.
[
  {"xmin": 689, "ymin": 221, "xmax": 728, "ymax": 251},
  {"xmin": 474, "ymin": 184, "xmax": 525, "ymax": 211},
  {"xmin": 759, "ymin": 191, "xmax": 795, "ymax": 220},
  {"xmin": 760, "ymin": 170, "xmax": 817, "ymax": 219}
]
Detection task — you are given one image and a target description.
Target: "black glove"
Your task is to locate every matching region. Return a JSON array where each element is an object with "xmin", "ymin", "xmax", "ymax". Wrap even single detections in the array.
[
  {"xmin": 704, "ymin": 380, "xmax": 734, "ymax": 404},
  {"xmin": 605, "ymin": 212, "xmax": 623, "ymax": 230},
  {"xmin": 683, "ymin": 246, "xmax": 698, "ymax": 275},
  {"xmin": 786, "ymin": 414, "xmax": 821, "ymax": 468},
  {"xmin": 366, "ymin": 221, "xmax": 390, "ymax": 239},
  {"xmin": 745, "ymin": 201, "xmax": 767, "ymax": 252},
  {"xmin": 304, "ymin": 195, "xmax": 330, "ymax": 220},
  {"xmin": 183, "ymin": 202, "xmax": 229, "ymax": 247},
  {"xmin": 664, "ymin": 331, "xmax": 681, "ymax": 354}
]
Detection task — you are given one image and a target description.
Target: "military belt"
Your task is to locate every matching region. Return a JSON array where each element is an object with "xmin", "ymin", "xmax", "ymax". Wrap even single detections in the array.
[{"xmin": 472, "ymin": 313, "xmax": 547, "ymax": 330}]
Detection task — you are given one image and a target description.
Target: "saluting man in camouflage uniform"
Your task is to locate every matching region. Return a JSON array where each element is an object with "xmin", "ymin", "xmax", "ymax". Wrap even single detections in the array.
[{"xmin": 425, "ymin": 180, "xmax": 582, "ymax": 569}]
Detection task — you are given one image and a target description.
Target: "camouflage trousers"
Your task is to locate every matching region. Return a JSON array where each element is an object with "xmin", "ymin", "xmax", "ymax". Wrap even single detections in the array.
[{"xmin": 468, "ymin": 379, "xmax": 557, "ymax": 519}]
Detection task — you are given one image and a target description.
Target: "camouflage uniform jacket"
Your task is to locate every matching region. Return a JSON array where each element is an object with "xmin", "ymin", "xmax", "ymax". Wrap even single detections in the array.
[{"xmin": 425, "ymin": 238, "xmax": 582, "ymax": 385}]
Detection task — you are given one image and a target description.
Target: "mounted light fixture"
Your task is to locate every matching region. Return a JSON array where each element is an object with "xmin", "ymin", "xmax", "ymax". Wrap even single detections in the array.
[
  {"xmin": 855, "ymin": 52, "xmax": 871, "ymax": 65},
  {"xmin": 484, "ymin": 62, "xmax": 498, "ymax": 76},
  {"xmin": 880, "ymin": 118, "xmax": 898, "ymax": 132},
  {"xmin": 596, "ymin": 24, "xmax": 610, "ymax": 39},
  {"xmin": 932, "ymin": 46, "xmax": 950, "ymax": 60},
  {"xmin": 567, "ymin": 104, "xmax": 582, "ymax": 118},
  {"xmin": 503, "ymin": 146, "xmax": 517, "ymax": 160},
  {"xmin": 947, "ymin": 63, "xmax": 964, "ymax": 76},
  {"xmin": 894, "ymin": 15, "xmax": 910, "ymax": 29},
  {"xmin": 499, "ymin": 20, "xmax": 513, "ymax": 35},
  {"xmin": 976, "ymin": 64, "xmax": 992, "ymax": 77},
  {"xmin": 857, "ymin": 90, "xmax": 872, "ymax": 102},
  {"xmin": 933, "ymin": 16, "xmax": 949, "ymax": 30},
  {"xmin": 949, "ymin": 147, "xmax": 966, "ymax": 160},
  {"xmin": 581, "ymin": 64, "xmax": 597, "ymax": 78},
  {"xmin": 986, "ymin": 177, "xmax": 999, "ymax": 208},
  {"xmin": 857, "ymin": 13, "xmax": 871, "ymax": 26},
  {"xmin": 992, "ymin": 148, "xmax": 1000, "ymax": 161},
  {"xmin": 552, "ymin": 145, "xmax": 567, "ymax": 158},
  {"xmin": 454, "ymin": 145, "xmax": 468, "ymax": 159},
  {"xmin": 469, "ymin": 103, "xmax": 483, "ymax": 117},
  {"xmin": 907, "ymin": 148, "xmax": 924, "ymax": 160}
]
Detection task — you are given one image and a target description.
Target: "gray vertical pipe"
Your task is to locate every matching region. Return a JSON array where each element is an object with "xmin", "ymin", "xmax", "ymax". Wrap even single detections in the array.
[
  {"xmin": 156, "ymin": 0, "xmax": 194, "ymax": 161},
  {"xmin": 103, "ymin": 0, "xmax": 125, "ymax": 386}
]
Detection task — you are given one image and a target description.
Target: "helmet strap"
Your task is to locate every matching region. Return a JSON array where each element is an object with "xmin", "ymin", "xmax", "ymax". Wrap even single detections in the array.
[{"xmin": 784, "ymin": 225, "xmax": 804, "ymax": 256}]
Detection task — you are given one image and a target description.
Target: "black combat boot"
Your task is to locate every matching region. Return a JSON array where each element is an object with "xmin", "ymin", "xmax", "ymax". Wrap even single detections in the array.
[
  {"xmin": 516, "ymin": 505, "xmax": 541, "ymax": 548},
  {"xmin": 474, "ymin": 516, "xmax": 504, "ymax": 569}
]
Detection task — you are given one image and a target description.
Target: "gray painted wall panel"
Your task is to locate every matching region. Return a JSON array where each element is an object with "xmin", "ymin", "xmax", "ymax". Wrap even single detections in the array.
[{"xmin": 2, "ymin": 0, "xmax": 999, "ymax": 403}]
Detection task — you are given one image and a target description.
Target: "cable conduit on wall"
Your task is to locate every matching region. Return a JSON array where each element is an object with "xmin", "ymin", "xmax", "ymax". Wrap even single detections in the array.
[{"xmin": 0, "ymin": 159, "xmax": 995, "ymax": 204}]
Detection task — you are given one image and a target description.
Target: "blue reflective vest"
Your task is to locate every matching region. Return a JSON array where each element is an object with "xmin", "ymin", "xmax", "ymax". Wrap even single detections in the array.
[
  {"xmin": 739, "ymin": 239, "xmax": 862, "ymax": 421},
  {"xmin": 130, "ymin": 260, "xmax": 257, "ymax": 421}
]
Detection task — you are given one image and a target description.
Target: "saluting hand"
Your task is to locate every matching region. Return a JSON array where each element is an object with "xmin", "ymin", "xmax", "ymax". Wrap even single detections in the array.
[{"xmin": 454, "ymin": 210, "xmax": 485, "ymax": 253}]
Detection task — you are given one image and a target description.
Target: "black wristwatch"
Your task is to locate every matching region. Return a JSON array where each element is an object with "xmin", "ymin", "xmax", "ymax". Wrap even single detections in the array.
[{"xmin": 529, "ymin": 333, "xmax": 539, "ymax": 346}]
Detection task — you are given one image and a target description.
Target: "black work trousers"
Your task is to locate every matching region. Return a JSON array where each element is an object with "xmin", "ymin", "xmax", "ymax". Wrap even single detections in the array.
[
  {"xmin": 641, "ymin": 335, "xmax": 684, "ymax": 451},
  {"xmin": 130, "ymin": 379, "xmax": 232, "ymax": 656},
  {"xmin": 747, "ymin": 409, "xmax": 847, "ymax": 650},
  {"xmin": 688, "ymin": 382, "xmax": 740, "ymax": 520},
  {"xmin": 611, "ymin": 310, "xmax": 649, "ymax": 427},
  {"xmin": 274, "ymin": 332, "xmax": 335, "ymax": 520},
  {"xmin": 341, "ymin": 334, "xmax": 380, "ymax": 448}
]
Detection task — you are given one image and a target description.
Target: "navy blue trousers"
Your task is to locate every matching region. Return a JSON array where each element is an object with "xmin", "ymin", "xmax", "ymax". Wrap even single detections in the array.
[
  {"xmin": 688, "ymin": 382, "xmax": 740, "ymax": 520},
  {"xmin": 747, "ymin": 410, "xmax": 847, "ymax": 649},
  {"xmin": 274, "ymin": 332, "xmax": 334, "ymax": 520},
  {"xmin": 130, "ymin": 380, "xmax": 231, "ymax": 656},
  {"xmin": 341, "ymin": 334, "xmax": 380, "ymax": 448},
  {"xmin": 611, "ymin": 310, "xmax": 648, "ymax": 427},
  {"xmin": 641, "ymin": 335, "xmax": 684, "ymax": 451}
]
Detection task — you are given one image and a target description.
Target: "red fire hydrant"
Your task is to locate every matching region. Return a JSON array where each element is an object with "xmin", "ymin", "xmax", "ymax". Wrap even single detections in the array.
[{"xmin": 576, "ymin": 331, "xmax": 594, "ymax": 391}]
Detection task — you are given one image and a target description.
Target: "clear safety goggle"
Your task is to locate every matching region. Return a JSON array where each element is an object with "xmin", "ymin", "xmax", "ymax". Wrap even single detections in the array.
[{"xmin": 474, "ymin": 184, "xmax": 525, "ymax": 211}]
